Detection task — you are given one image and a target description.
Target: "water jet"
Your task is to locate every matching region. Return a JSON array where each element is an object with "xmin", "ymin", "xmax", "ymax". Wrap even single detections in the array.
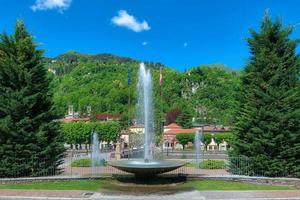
[{"xmin": 109, "ymin": 63, "xmax": 183, "ymax": 177}]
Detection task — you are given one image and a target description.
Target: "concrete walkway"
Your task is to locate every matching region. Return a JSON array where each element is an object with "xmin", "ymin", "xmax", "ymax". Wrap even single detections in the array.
[{"xmin": 0, "ymin": 190, "xmax": 300, "ymax": 200}]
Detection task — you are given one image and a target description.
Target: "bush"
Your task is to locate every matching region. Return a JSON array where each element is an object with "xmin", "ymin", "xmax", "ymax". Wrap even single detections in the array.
[
  {"xmin": 71, "ymin": 158, "xmax": 106, "ymax": 167},
  {"xmin": 61, "ymin": 121, "xmax": 121, "ymax": 145},
  {"xmin": 199, "ymin": 160, "xmax": 226, "ymax": 169},
  {"xmin": 176, "ymin": 133, "xmax": 194, "ymax": 150},
  {"xmin": 71, "ymin": 158, "xmax": 91, "ymax": 167}
]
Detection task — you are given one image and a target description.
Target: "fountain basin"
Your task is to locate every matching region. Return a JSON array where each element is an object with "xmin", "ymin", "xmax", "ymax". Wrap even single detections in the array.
[{"xmin": 109, "ymin": 159, "xmax": 184, "ymax": 176}]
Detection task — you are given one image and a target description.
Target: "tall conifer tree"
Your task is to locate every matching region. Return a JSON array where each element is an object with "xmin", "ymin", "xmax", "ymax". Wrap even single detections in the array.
[
  {"xmin": 0, "ymin": 20, "xmax": 65, "ymax": 177},
  {"xmin": 233, "ymin": 14, "xmax": 300, "ymax": 177}
]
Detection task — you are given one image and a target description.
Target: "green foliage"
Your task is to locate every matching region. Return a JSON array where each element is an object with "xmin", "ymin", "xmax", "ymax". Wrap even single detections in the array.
[
  {"xmin": 62, "ymin": 122, "xmax": 92, "ymax": 144},
  {"xmin": 176, "ymin": 133, "xmax": 194, "ymax": 149},
  {"xmin": 232, "ymin": 14, "xmax": 300, "ymax": 177},
  {"xmin": 0, "ymin": 20, "xmax": 65, "ymax": 177},
  {"xmin": 175, "ymin": 132, "xmax": 233, "ymax": 148},
  {"xmin": 199, "ymin": 160, "xmax": 226, "ymax": 169},
  {"xmin": 187, "ymin": 160, "xmax": 226, "ymax": 169},
  {"xmin": 70, "ymin": 158, "xmax": 106, "ymax": 167},
  {"xmin": 61, "ymin": 121, "xmax": 121, "ymax": 144},
  {"xmin": 71, "ymin": 158, "xmax": 92, "ymax": 167},
  {"xmin": 213, "ymin": 132, "xmax": 234, "ymax": 146},
  {"xmin": 47, "ymin": 52, "xmax": 240, "ymax": 128},
  {"xmin": 176, "ymin": 103, "xmax": 193, "ymax": 128},
  {"xmin": 181, "ymin": 65, "xmax": 241, "ymax": 126},
  {"xmin": 93, "ymin": 121, "xmax": 121, "ymax": 143},
  {"xmin": 49, "ymin": 54, "xmax": 181, "ymax": 121}
]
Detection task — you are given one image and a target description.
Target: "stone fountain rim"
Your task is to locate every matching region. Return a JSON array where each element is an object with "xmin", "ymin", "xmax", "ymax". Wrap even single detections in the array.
[{"xmin": 108, "ymin": 159, "xmax": 185, "ymax": 169}]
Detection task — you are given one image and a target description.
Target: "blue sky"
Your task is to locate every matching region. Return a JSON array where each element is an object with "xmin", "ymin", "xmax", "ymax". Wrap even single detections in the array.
[{"xmin": 1, "ymin": 0, "xmax": 300, "ymax": 71}]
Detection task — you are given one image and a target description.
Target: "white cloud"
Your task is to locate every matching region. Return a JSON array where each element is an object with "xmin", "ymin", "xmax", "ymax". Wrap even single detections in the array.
[
  {"xmin": 183, "ymin": 42, "xmax": 188, "ymax": 47},
  {"xmin": 142, "ymin": 41, "xmax": 148, "ymax": 46},
  {"xmin": 31, "ymin": 0, "xmax": 72, "ymax": 12},
  {"xmin": 111, "ymin": 10, "xmax": 150, "ymax": 32}
]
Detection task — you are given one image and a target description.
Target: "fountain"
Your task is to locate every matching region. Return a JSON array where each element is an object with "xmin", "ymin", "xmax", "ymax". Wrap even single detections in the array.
[
  {"xmin": 91, "ymin": 132, "xmax": 103, "ymax": 174},
  {"xmin": 109, "ymin": 63, "xmax": 183, "ymax": 177},
  {"xmin": 194, "ymin": 130, "xmax": 203, "ymax": 163}
]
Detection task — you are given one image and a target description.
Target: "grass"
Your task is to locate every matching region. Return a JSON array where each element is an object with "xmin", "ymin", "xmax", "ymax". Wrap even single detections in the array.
[
  {"xmin": 0, "ymin": 180, "xmax": 106, "ymax": 190},
  {"xmin": 0, "ymin": 180, "xmax": 293, "ymax": 191},
  {"xmin": 185, "ymin": 180, "xmax": 293, "ymax": 190}
]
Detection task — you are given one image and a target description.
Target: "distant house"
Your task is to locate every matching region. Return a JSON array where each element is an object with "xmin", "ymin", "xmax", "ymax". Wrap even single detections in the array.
[
  {"xmin": 163, "ymin": 123, "xmax": 197, "ymax": 149},
  {"xmin": 96, "ymin": 113, "xmax": 121, "ymax": 121},
  {"xmin": 62, "ymin": 105, "xmax": 90, "ymax": 123},
  {"xmin": 63, "ymin": 116, "xmax": 90, "ymax": 123},
  {"xmin": 129, "ymin": 124, "xmax": 145, "ymax": 134},
  {"xmin": 163, "ymin": 123, "xmax": 231, "ymax": 150},
  {"xmin": 200, "ymin": 125, "xmax": 231, "ymax": 132},
  {"xmin": 62, "ymin": 106, "xmax": 122, "ymax": 123}
]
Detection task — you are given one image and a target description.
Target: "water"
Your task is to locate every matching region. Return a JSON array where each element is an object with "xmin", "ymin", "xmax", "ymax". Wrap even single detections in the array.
[
  {"xmin": 137, "ymin": 63, "xmax": 154, "ymax": 161},
  {"xmin": 195, "ymin": 130, "xmax": 203, "ymax": 162},
  {"xmin": 91, "ymin": 132, "xmax": 100, "ymax": 173}
]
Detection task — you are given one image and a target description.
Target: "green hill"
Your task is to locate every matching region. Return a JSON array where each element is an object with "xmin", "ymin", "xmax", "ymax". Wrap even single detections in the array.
[{"xmin": 47, "ymin": 51, "xmax": 240, "ymax": 126}]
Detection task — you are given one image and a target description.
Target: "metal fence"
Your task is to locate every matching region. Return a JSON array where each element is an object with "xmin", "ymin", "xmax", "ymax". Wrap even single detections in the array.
[{"xmin": 0, "ymin": 151, "xmax": 298, "ymax": 178}]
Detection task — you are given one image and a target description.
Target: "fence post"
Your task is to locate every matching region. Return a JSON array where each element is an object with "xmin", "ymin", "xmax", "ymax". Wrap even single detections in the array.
[{"xmin": 71, "ymin": 150, "xmax": 73, "ymax": 176}]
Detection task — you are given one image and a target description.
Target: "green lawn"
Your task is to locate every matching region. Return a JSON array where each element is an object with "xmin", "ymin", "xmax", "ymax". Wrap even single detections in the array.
[
  {"xmin": 0, "ymin": 180, "xmax": 293, "ymax": 191},
  {"xmin": 0, "ymin": 180, "xmax": 106, "ymax": 190},
  {"xmin": 185, "ymin": 180, "xmax": 292, "ymax": 190}
]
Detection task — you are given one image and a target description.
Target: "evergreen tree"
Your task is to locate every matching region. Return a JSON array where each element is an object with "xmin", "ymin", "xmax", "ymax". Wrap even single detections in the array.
[
  {"xmin": 232, "ymin": 14, "xmax": 300, "ymax": 177},
  {"xmin": 176, "ymin": 104, "xmax": 193, "ymax": 128},
  {"xmin": 0, "ymin": 20, "xmax": 65, "ymax": 177}
]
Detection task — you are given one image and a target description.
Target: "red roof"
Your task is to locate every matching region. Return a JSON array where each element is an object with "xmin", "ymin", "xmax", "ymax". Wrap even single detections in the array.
[
  {"xmin": 63, "ymin": 117, "xmax": 90, "ymax": 123},
  {"xmin": 164, "ymin": 128, "xmax": 196, "ymax": 134},
  {"xmin": 165, "ymin": 123, "xmax": 182, "ymax": 129},
  {"xmin": 96, "ymin": 113, "xmax": 121, "ymax": 120},
  {"xmin": 163, "ymin": 135, "xmax": 176, "ymax": 140},
  {"xmin": 130, "ymin": 124, "xmax": 144, "ymax": 128}
]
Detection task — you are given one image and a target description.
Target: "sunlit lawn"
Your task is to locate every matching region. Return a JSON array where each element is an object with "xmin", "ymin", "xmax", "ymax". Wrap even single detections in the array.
[
  {"xmin": 185, "ymin": 180, "xmax": 292, "ymax": 190},
  {"xmin": 0, "ymin": 180, "xmax": 106, "ymax": 190},
  {"xmin": 0, "ymin": 180, "xmax": 293, "ymax": 191}
]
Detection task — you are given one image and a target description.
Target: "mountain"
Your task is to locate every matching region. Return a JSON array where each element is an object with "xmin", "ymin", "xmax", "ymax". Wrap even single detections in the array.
[{"xmin": 47, "ymin": 51, "xmax": 241, "ymax": 126}]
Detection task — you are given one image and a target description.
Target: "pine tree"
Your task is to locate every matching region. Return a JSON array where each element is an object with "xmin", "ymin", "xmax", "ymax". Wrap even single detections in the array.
[
  {"xmin": 176, "ymin": 105, "xmax": 193, "ymax": 128},
  {"xmin": 232, "ymin": 14, "xmax": 300, "ymax": 177},
  {"xmin": 0, "ymin": 20, "xmax": 65, "ymax": 177}
]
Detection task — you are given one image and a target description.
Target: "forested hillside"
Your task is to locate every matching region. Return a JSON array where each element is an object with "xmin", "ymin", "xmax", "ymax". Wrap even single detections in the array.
[{"xmin": 47, "ymin": 51, "xmax": 240, "ymax": 127}]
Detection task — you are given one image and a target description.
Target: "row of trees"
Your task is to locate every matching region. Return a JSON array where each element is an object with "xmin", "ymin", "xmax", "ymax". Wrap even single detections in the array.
[
  {"xmin": 61, "ymin": 121, "xmax": 121, "ymax": 146},
  {"xmin": 175, "ymin": 132, "xmax": 233, "ymax": 150}
]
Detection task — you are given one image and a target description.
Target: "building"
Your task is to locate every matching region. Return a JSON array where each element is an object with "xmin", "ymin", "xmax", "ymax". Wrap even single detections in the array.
[
  {"xmin": 163, "ymin": 123, "xmax": 198, "ymax": 149},
  {"xmin": 129, "ymin": 124, "xmax": 145, "ymax": 134},
  {"xmin": 207, "ymin": 138, "xmax": 218, "ymax": 151},
  {"xmin": 95, "ymin": 113, "xmax": 121, "ymax": 121},
  {"xmin": 63, "ymin": 105, "xmax": 90, "ymax": 123},
  {"xmin": 62, "ymin": 105, "xmax": 122, "ymax": 123},
  {"xmin": 163, "ymin": 123, "xmax": 231, "ymax": 150}
]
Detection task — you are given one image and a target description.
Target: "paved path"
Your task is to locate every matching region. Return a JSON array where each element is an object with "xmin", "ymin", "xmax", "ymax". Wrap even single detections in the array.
[
  {"xmin": 0, "ymin": 190, "xmax": 300, "ymax": 200},
  {"xmin": 0, "ymin": 189, "xmax": 91, "ymax": 199}
]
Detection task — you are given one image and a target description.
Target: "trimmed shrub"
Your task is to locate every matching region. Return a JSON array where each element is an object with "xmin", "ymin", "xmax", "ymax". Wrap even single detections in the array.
[
  {"xmin": 199, "ymin": 160, "xmax": 226, "ymax": 169},
  {"xmin": 71, "ymin": 158, "xmax": 106, "ymax": 167}
]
